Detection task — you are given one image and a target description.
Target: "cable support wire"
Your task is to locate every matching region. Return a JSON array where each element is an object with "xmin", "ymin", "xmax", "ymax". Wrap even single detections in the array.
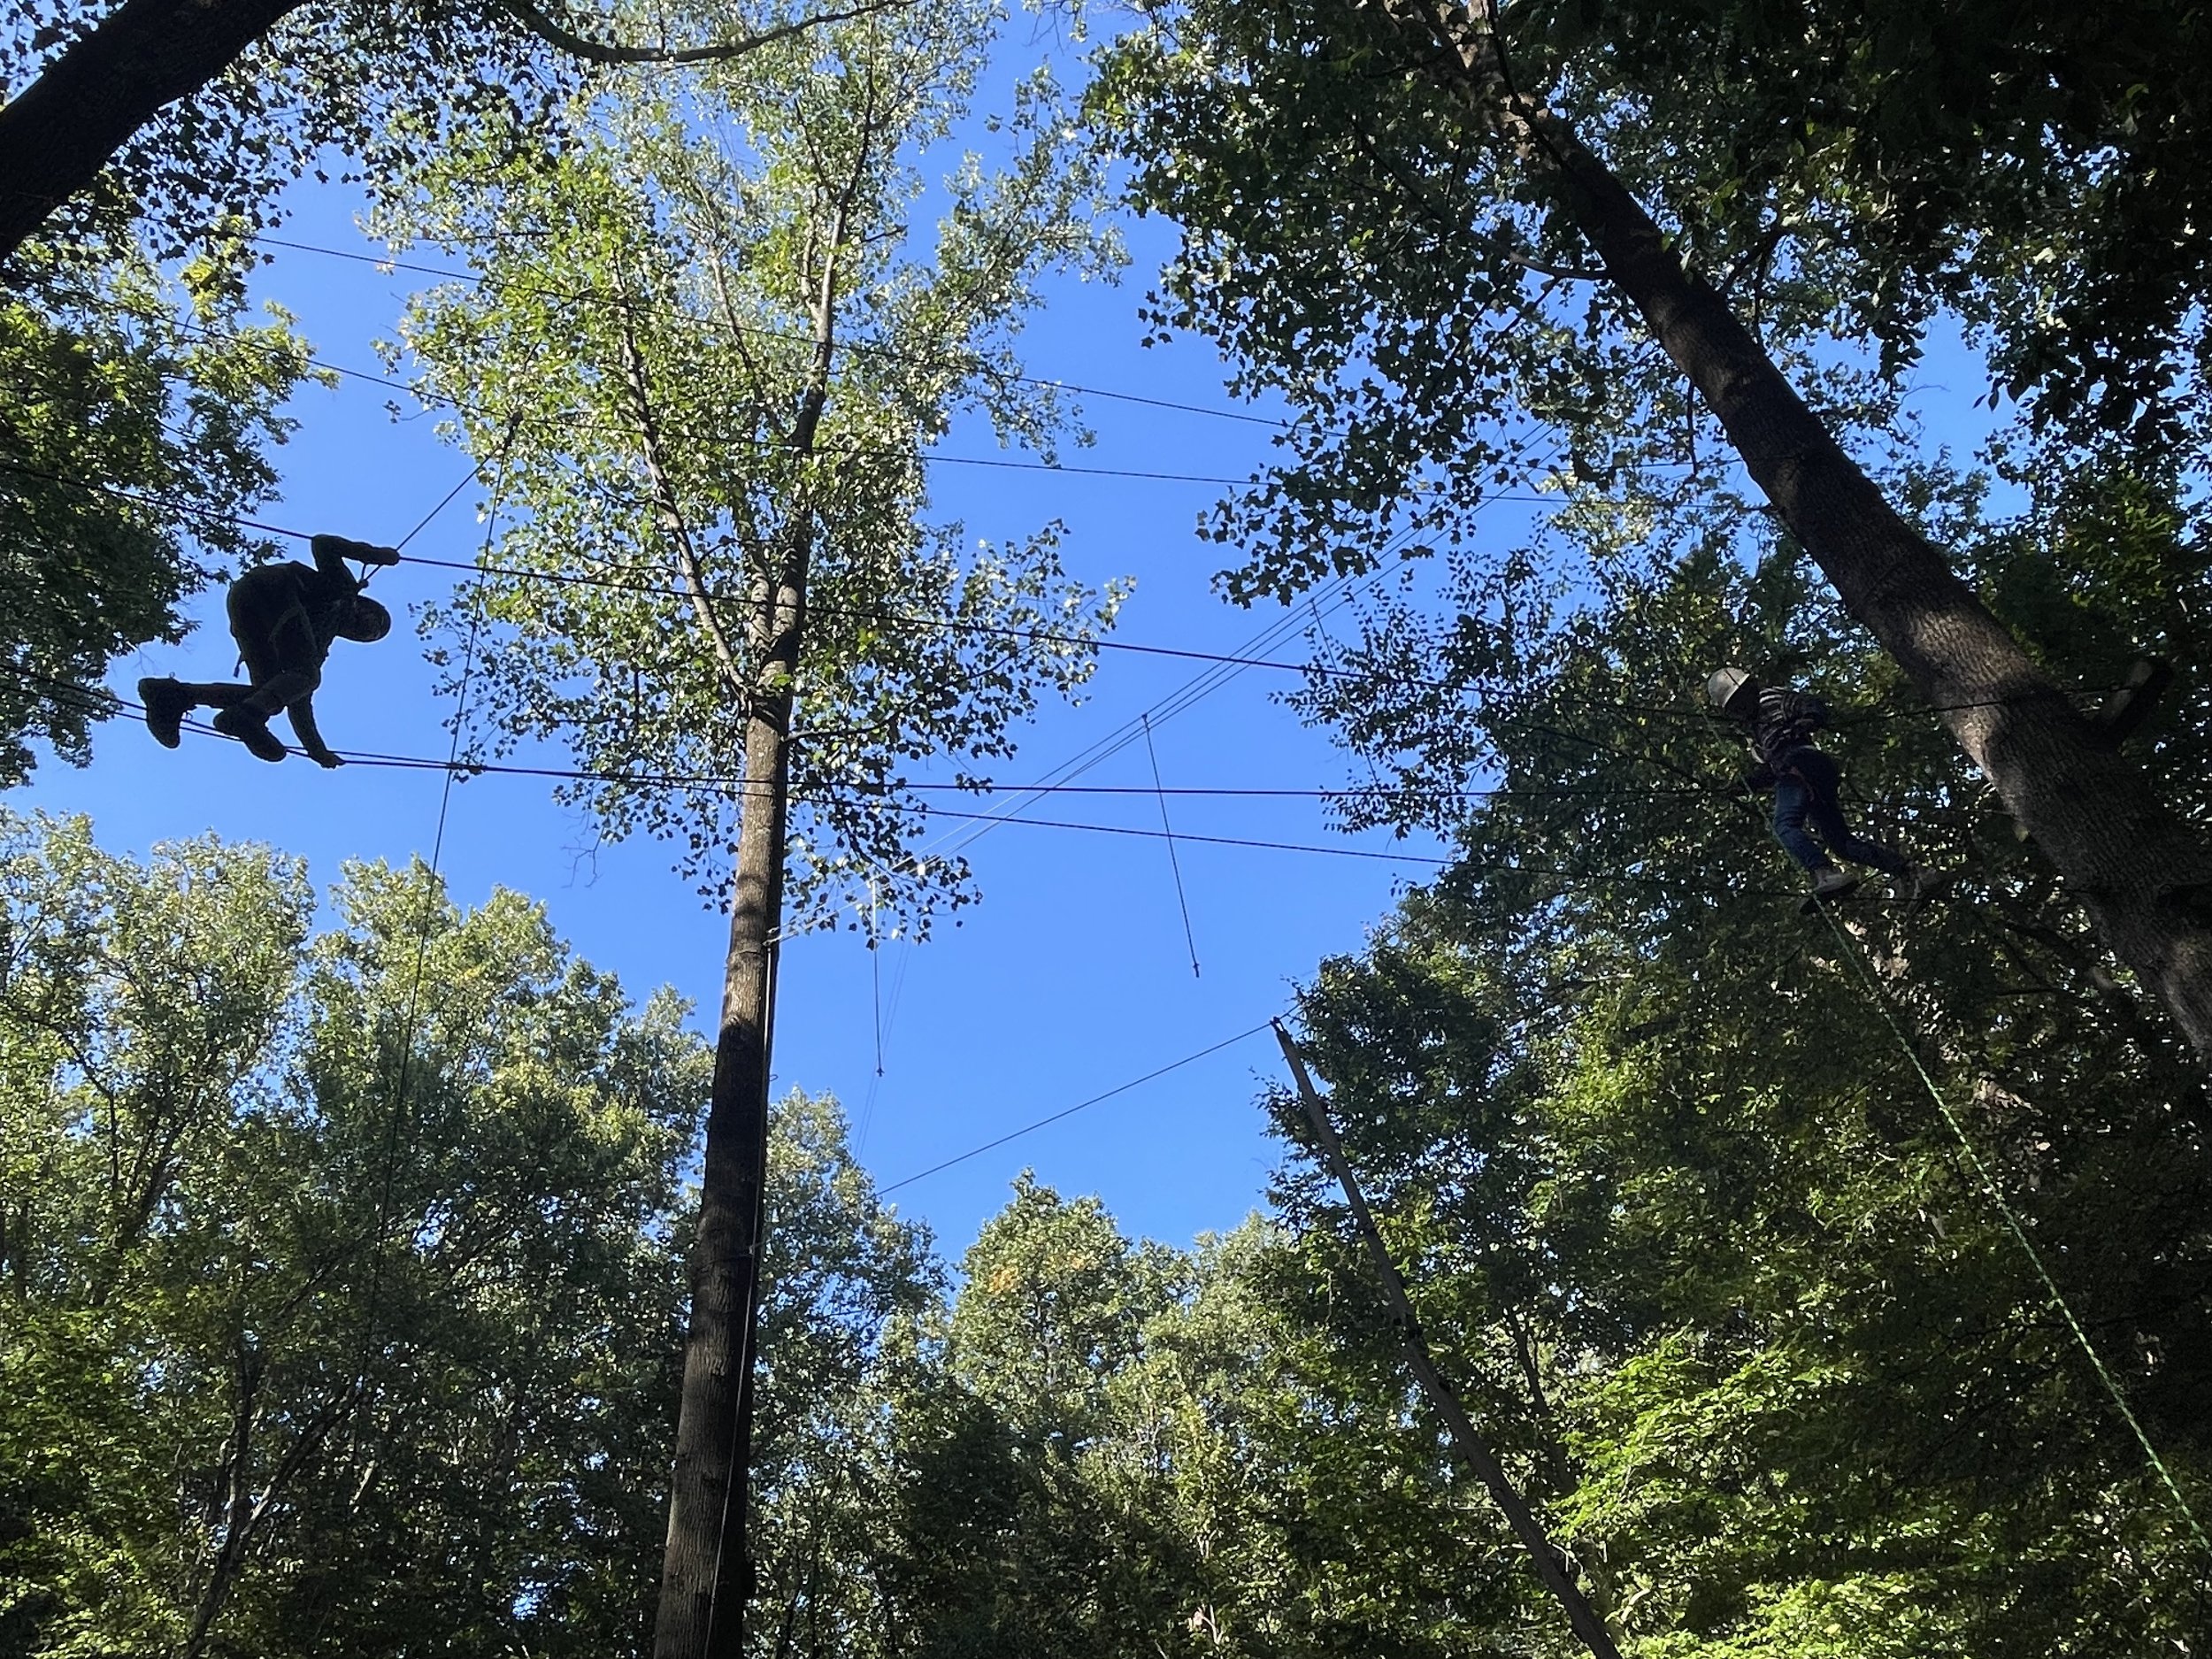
[
  {"xmin": 246, "ymin": 226, "xmax": 1724, "ymax": 490},
  {"xmin": 877, "ymin": 1022, "xmax": 1275, "ymax": 1195},
  {"xmin": 1807, "ymin": 895, "xmax": 2210, "ymax": 1562},
  {"xmin": 777, "ymin": 532, "xmax": 1447, "ymax": 932},
  {"xmin": 6, "ymin": 664, "xmax": 1793, "ymax": 899},
  {"xmin": 11, "ymin": 648, "xmax": 1734, "ymax": 813},
  {"xmin": 248, "ymin": 232, "xmax": 1328, "ymax": 438}
]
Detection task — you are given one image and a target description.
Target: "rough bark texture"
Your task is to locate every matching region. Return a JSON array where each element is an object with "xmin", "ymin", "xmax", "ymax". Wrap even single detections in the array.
[
  {"xmin": 0, "ymin": 0, "xmax": 307, "ymax": 264},
  {"xmin": 1375, "ymin": 0, "xmax": 2212, "ymax": 1059}
]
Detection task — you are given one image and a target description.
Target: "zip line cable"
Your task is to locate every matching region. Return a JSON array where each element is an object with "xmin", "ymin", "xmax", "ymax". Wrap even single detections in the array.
[
  {"xmin": 247, "ymin": 230, "xmax": 1325, "ymax": 438},
  {"xmin": 1142, "ymin": 711, "xmax": 1202, "ymax": 979},
  {"xmin": 876, "ymin": 1022, "xmax": 1276, "ymax": 1195},
  {"xmin": 1807, "ymin": 893, "xmax": 2211, "ymax": 1560}
]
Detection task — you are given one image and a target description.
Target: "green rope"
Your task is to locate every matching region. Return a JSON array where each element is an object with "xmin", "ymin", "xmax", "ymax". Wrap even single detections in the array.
[{"xmin": 1810, "ymin": 895, "xmax": 2209, "ymax": 1558}]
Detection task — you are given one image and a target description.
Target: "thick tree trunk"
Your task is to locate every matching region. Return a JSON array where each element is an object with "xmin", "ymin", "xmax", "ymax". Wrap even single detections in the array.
[
  {"xmin": 654, "ymin": 593, "xmax": 797, "ymax": 1659},
  {"xmin": 1376, "ymin": 0, "xmax": 2212, "ymax": 1059},
  {"xmin": 656, "ymin": 326, "xmax": 834, "ymax": 1659},
  {"xmin": 654, "ymin": 550, "xmax": 804, "ymax": 1659},
  {"xmin": 0, "ymin": 0, "xmax": 309, "ymax": 265}
]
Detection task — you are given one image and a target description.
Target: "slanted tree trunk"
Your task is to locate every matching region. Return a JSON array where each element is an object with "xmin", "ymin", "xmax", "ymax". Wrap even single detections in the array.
[
  {"xmin": 1371, "ymin": 0, "xmax": 2212, "ymax": 1059},
  {"xmin": 654, "ymin": 273, "xmax": 838, "ymax": 1659},
  {"xmin": 0, "ymin": 0, "xmax": 308, "ymax": 264},
  {"xmin": 1273, "ymin": 1023, "xmax": 1626, "ymax": 1659}
]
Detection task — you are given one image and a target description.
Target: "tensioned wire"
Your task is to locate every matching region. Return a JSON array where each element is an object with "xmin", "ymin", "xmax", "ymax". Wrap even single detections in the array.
[
  {"xmin": 4, "ymin": 658, "xmax": 1747, "ymax": 818},
  {"xmin": 6, "ymin": 448, "xmax": 2121, "ymax": 739},
  {"xmin": 3, "ymin": 664, "xmax": 1821, "ymax": 920},
  {"xmin": 23, "ymin": 629, "xmax": 2199, "ymax": 1549}
]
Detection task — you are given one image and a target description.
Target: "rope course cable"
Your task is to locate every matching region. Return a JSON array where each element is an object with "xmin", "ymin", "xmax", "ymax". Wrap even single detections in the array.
[
  {"xmin": 0, "ymin": 664, "xmax": 1804, "ymax": 901},
  {"xmin": 1807, "ymin": 894, "xmax": 2211, "ymax": 1561},
  {"xmin": 9, "ymin": 449, "xmax": 2093, "ymax": 744},
  {"xmin": 876, "ymin": 1022, "xmax": 1276, "ymax": 1195},
  {"xmin": 5, "ymin": 657, "xmax": 1724, "ymax": 815}
]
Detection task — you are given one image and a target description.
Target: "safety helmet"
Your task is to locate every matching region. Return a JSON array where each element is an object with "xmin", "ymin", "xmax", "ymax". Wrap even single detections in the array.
[
  {"xmin": 341, "ymin": 596, "xmax": 393, "ymax": 644},
  {"xmin": 1706, "ymin": 666, "xmax": 1760, "ymax": 718}
]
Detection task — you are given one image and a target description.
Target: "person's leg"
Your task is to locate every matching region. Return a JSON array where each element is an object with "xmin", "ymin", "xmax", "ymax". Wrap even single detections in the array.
[
  {"xmin": 167, "ymin": 680, "xmax": 254, "ymax": 708},
  {"xmin": 237, "ymin": 607, "xmax": 320, "ymax": 717},
  {"xmin": 1798, "ymin": 753, "xmax": 1910, "ymax": 876},
  {"xmin": 217, "ymin": 599, "xmax": 318, "ymax": 760},
  {"xmin": 1770, "ymin": 775, "xmax": 1832, "ymax": 873},
  {"xmin": 1774, "ymin": 751, "xmax": 1861, "ymax": 902}
]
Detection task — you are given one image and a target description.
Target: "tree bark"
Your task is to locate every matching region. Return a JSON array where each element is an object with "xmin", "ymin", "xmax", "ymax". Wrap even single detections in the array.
[
  {"xmin": 1373, "ymin": 0, "xmax": 2212, "ymax": 1059},
  {"xmin": 652, "ymin": 554, "xmax": 802, "ymax": 1659},
  {"xmin": 654, "ymin": 297, "xmax": 838, "ymax": 1659},
  {"xmin": 0, "ymin": 0, "xmax": 899, "ymax": 266},
  {"xmin": 0, "ymin": 0, "xmax": 309, "ymax": 266}
]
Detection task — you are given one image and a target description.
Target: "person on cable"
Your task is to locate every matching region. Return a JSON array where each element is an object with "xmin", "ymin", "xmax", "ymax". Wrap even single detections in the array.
[
  {"xmin": 138, "ymin": 534, "xmax": 400, "ymax": 767},
  {"xmin": 1707, "ymin": 665, "xmax": 1942, "ymax": 905}
]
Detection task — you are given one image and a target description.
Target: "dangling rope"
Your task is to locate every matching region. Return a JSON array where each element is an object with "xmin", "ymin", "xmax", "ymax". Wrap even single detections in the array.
[
  {"xmin": 352, "ymin": 426, "xmax": 527, "ymax": 1392},
  {"xmin": 1686, "ymin": 710, "xmax": 2208, "ymax": 1560},
  {"xmin": 1808, "ymin": 895, "xmax": 2210, "ymax": 1557},
  {"xmin": 1141, "ymin": 712, "xmax": 1201, "ymax": 979}
]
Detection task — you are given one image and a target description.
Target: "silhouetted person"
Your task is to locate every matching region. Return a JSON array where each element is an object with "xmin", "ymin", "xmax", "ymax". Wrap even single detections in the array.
[
  {"xmin": 139, "ymin": 535, "xmax": 398, "ymax": 766},
  {"xmin": 1708, "ymin": 666, "xmax": 1946, "ymax": 906}
]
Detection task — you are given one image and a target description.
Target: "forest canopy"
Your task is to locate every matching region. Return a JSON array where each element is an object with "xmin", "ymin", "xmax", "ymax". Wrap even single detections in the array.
[{"xmin": 5, "ymin": 0, "xmax": 2212, "ymax": 1650}]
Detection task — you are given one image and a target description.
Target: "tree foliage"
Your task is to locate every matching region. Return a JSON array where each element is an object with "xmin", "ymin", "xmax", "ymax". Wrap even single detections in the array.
[
  {"xmin": 0, "ymin": 234, "xmax": 318, "ymax": 783},
  {"xmin": 384, "ymin": 0, "xmax": 1125, "ymax": 933},
  {"xmin": 0, "ymin": 810, "xmax": 710, "ymax": 1655}
]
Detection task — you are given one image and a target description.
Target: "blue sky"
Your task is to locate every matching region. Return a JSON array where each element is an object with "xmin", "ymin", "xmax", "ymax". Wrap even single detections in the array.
[{"xmin": 19, "ymin": 132, "xmax": 1549, "ymax": 1263}]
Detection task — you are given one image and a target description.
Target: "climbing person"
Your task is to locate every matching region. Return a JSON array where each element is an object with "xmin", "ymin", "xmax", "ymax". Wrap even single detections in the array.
[
  {"xmin": 138, "ymin": 534, "xmax": 400, "ymax": 767},
  {"xmin": 1707, "ymin": 666, "xmax": 1949, "ymax": 908}
]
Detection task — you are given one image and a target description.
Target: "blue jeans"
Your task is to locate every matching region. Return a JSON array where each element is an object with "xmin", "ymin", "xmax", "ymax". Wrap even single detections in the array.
[{"xmin": 1771, "ymin": 749, "xmax": 1909, "ymax": 876}]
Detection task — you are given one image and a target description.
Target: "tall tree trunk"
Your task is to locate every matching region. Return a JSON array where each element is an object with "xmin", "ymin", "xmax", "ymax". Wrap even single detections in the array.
[
  {"xmin": 0, "ymin": 0, "xmax": 309, "ymax": 265},
  {"xmin": 1372, "ymin": 0, "xmax": 2212, "ymax": 1059},
  {"xmin": 655, "ymin": 290, "xmax": 838, "ymax": 1659}
]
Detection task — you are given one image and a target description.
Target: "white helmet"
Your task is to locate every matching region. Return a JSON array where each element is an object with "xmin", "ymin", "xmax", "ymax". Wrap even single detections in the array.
[{"xmin": 1706, "ymin": 666, "xmax": 1760, "ymax": 717}]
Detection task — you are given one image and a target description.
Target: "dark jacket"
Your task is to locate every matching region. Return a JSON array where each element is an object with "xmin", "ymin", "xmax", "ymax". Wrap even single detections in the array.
[
  {"xmin": 228, "ymin": 538, "xmax": 365, "ymax": 664},
  {"xmin": 1743, "ymin": 687, "xmax": 1832, "ymax": 778}
]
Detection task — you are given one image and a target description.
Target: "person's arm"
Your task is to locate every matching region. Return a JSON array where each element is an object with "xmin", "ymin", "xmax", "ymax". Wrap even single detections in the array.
[
  {"xmin": 284, "ymin": 695, "xmax": 343, "ymax": 769},
  {"xmin": 311, "ymin": 534, "xmax": 401, "ymax": 585},
  {"xmin": 1785, "ymin": 689, "xmax": 1832, "ymax": 730}
]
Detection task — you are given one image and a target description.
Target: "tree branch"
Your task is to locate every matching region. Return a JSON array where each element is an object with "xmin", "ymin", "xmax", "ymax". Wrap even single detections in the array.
[
  {"xmin": 613, "ymin": 293, "xmax": 750, "ymax": 704},
  {"xmin": 489, "ymin": 0, "xmax": 910, "ymax": 66}
]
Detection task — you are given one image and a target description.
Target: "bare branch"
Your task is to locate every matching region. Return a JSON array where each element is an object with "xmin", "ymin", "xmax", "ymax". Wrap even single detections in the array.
[
  {"xmin": 610, "ymin": 281, "xmax": 750, "ymax": 703},
  {"xmin": 489, "ymin": 0, "xmax": 911, "ymax": 67}
]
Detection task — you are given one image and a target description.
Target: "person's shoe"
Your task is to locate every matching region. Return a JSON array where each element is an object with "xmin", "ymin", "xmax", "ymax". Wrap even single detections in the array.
[
  {"xmin": 136, "ymin": 678, "xmax": 189, "ymax": 749},
  {"xmin": 1811, "ymin": 868, "xmax": 1863, "ymax": 902},
  {"xmin": 211, "ymin": 707, "xmax": 288, "ymax": 763}
]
